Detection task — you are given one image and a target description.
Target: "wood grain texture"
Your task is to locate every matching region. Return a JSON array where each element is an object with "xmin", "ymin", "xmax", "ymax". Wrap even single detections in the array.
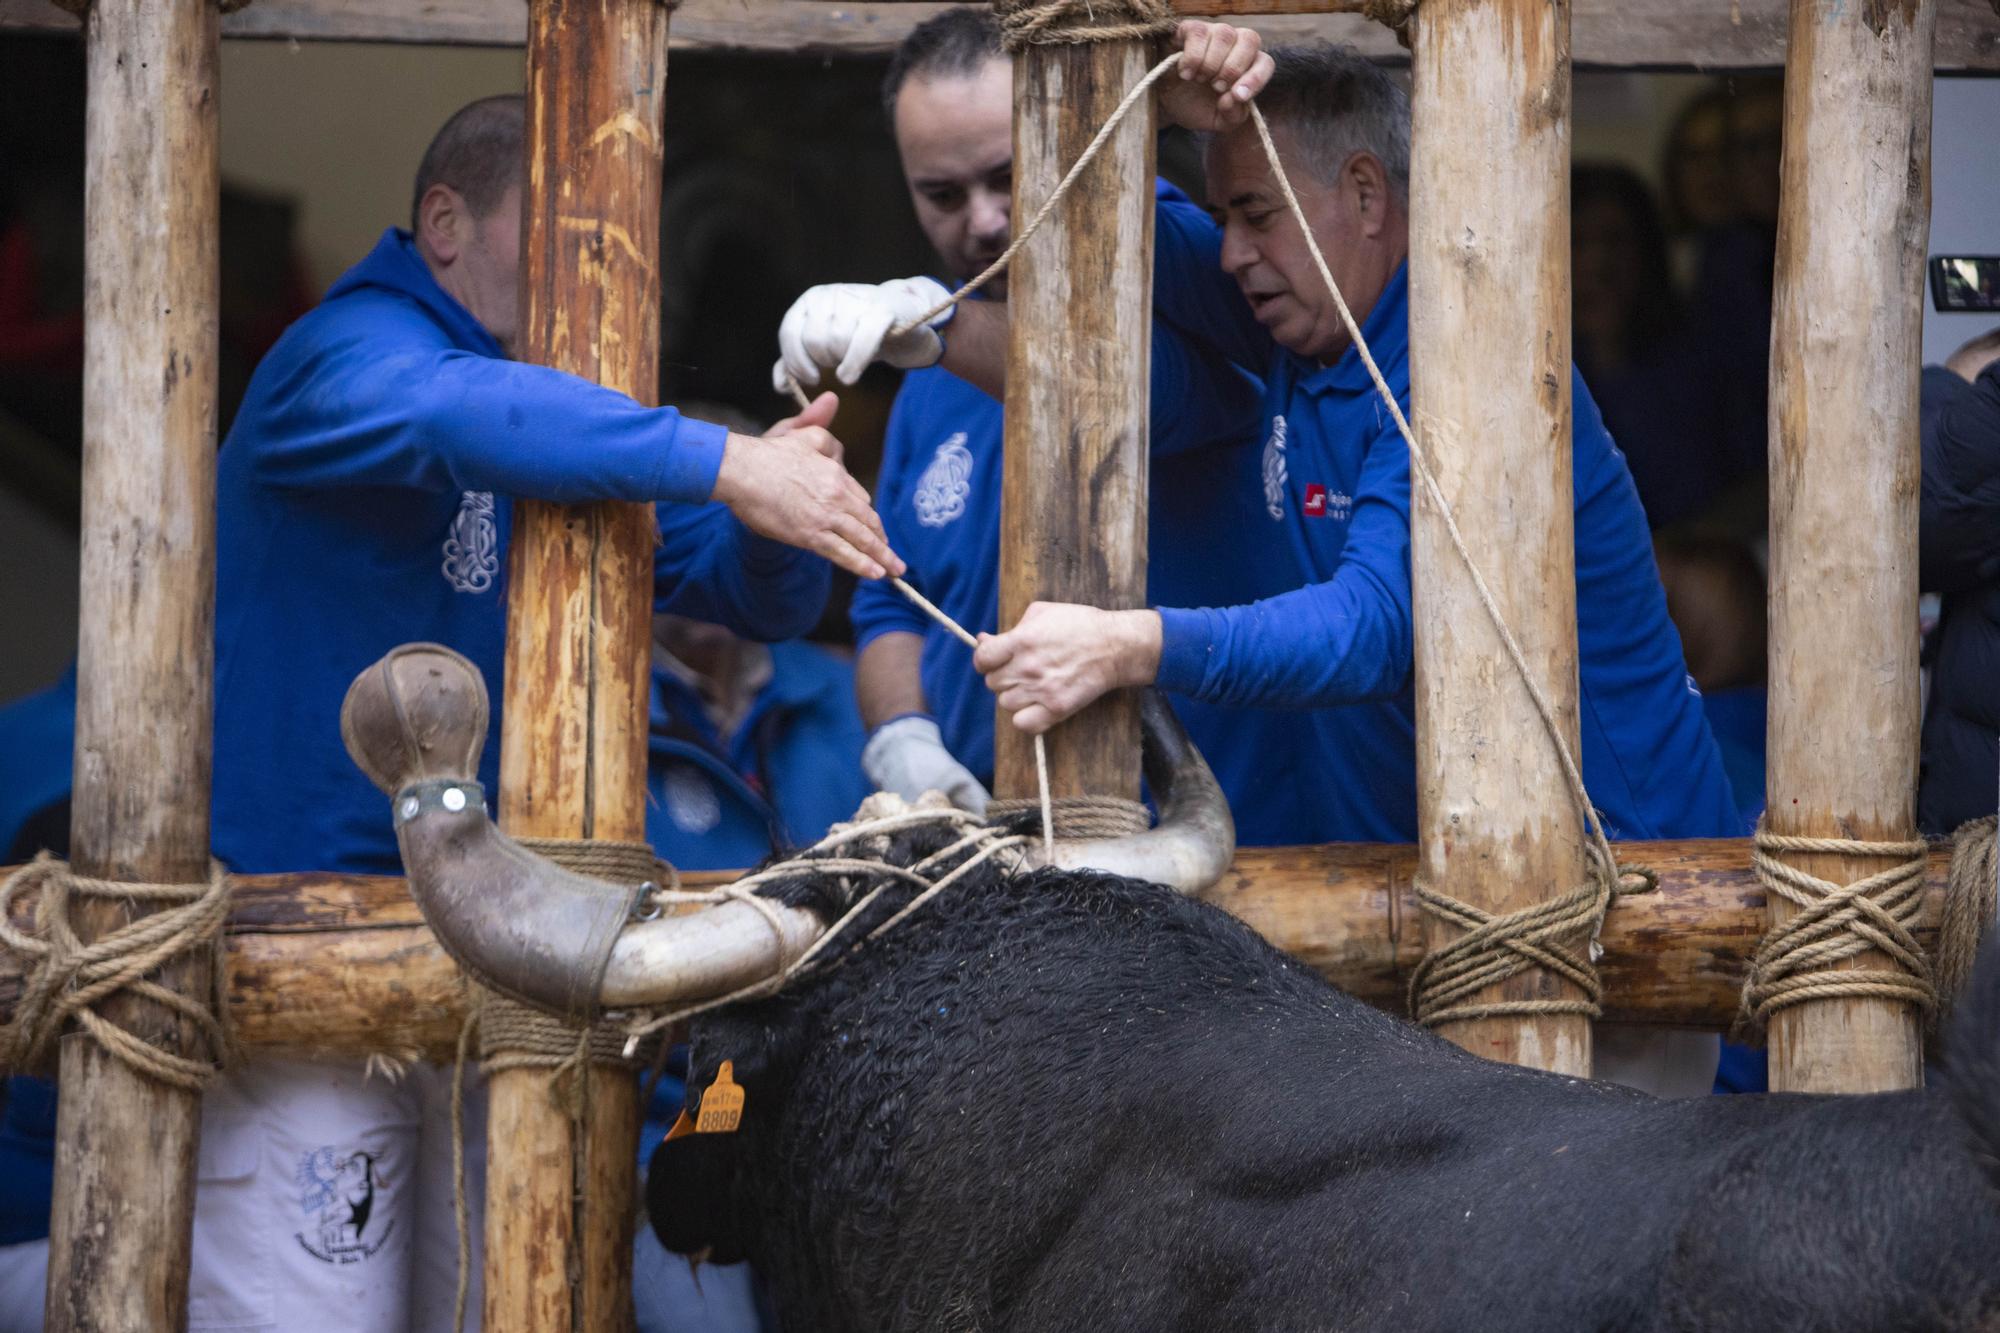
[
  {"xmin": 993, "ymin": 37, "xmax": 1154, "ymax": 802},
  {"xmin": 487, "ymin": 0, "xmax": 667, "ymax": 1324},
  {"xmin": 5, "ymin": 843, "xmax": 1967, "ymax": 1050},
  {"xmin": 3, "ymin": 0, "xmax": 1995, "ymax": 68},
  {"xmin": 1408, "ymin": 0, "xmax": 1590, "ymax": 1075},
  {"xmin": 41, "ymin": 0, "xmax": 220, "ymax": 1326},
  {"xmin": 1762, "ymin": 0, "xmax": 1935, "ymax": 1095}
]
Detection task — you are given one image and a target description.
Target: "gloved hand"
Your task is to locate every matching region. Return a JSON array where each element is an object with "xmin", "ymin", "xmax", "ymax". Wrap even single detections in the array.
[
  {"xmin": 773, "ymin": 277, "xmax": 955, "ymax": 392},
  {"xmin": 861, "ymin": 714, "xmax": 990, "ymax": 815}
]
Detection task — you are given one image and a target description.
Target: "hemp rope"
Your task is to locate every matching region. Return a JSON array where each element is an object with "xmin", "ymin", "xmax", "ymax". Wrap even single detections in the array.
[
  {"xmin": 994, "ymin": 0, "xmax": 1178, "ymax": 49},
  {"xmin": 0, "ymin": 853, "xmax": 235, "ymax": 1091},
  {"xmin": 448, "ymin": 836, "xmax": 670, "ymax": 1333},
  {"xmin": 987, "ymin": 794, "xmax": 1150, "ymax": 840},
  {"xmin": 1937, "ymin": 814, "xmax": 1998, "ymax": 1024}
]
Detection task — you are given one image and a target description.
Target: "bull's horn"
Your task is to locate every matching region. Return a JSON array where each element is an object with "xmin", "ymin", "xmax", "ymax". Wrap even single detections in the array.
[
  {"xmin": 340, "ymin": 644, "xmax": 822, "ymax": 1018},
  {"xmin": 1024, "ymin": 690, "xmax": 1236, "ymax": 895}
]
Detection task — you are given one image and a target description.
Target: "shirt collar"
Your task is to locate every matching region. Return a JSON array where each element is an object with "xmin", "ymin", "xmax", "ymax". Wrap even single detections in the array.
[{"xmin": 1290, "ymin": 259, "xmax": 1411, "ymax": 397}]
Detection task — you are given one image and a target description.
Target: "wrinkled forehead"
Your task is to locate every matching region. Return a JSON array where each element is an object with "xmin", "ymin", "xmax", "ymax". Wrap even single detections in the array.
[
  {"xmin": 1202, "ymin": 121, "xmax": 1281, "ymax": 212},
  {"xmin": 893, "ymin": 59, "xmax": 1014, "ymax": 184}
]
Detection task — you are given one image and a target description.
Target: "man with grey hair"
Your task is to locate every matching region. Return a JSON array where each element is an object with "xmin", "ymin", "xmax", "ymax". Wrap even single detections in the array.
[{"xmin": 967, "ymin": 28, "xmax": 1741, "ymax": 1089}]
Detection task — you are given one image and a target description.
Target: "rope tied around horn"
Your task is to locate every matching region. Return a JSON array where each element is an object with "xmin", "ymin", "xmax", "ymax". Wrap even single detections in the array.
[{"xmin": 0, "ymin": 852, "xmax": 237, "ymax": 1091}]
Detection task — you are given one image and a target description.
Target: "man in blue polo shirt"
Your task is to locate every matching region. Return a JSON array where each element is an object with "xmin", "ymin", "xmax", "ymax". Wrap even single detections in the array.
[
  {"xmin": 192, "ymin": 94, "xmax": 894, "ymax": 1333},
  {"xmin": 780, "ymin": 8, "xmax": 1311, "ymax": 839}
]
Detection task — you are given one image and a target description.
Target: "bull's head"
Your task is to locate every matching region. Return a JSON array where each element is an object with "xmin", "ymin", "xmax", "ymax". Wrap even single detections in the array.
[{"xmin": 338, "ymin": 644, "xmax": 1234, "ymax": 1022}]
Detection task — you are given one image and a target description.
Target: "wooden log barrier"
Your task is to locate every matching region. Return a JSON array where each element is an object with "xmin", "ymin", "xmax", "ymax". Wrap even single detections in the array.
[
  {"xmin": 3, "ymin": 843, "xmax": 1965, "ymax": 1059},
  {"xmin": 488, "ymin": 0, "xmax": 670, "ymax": 1323},
  {"xmin": 992, "ymin": 15, "xmax": 1156, "ymax": 803},
  {"xmin": 1762, "ymin": 0, "xmax": 1936, "ymax": 1094},
  {"xmin": 41, "ymin": 0, "xmax": 222, "ymax": 1327},
  {"xmin": 1408, "ymin": 0, "xmax": 1590, "ymax": 1074}
]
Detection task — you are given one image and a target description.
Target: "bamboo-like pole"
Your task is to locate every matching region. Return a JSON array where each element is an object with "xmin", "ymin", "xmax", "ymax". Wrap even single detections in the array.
[
  {"xmin": 992, "ymin": 31, "xmax": 1155, "ymax": 802},
  {"xmin": 488, "ymin": 0, "xmax": 669, "ymax": 1323},
  {"xmin": 42, "ymin": 0, "xmax": 220, "ymax": 1325},
  {"xmin": 1762, "ymin": 0, "xmax": 1935, "ymax": 1095},
  {"xmin": 3, "ymin": 842, "xmax": 1967, "ymax": 1054},
  {"xmin": 1407, "ymin": 0, "xmax": 1590, "ymax": 1075}
]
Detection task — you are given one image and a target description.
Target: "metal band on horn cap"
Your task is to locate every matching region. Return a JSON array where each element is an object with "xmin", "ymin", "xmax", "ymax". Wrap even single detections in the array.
[{"xmin": 339, "ymin": 644, "xmax": 633, "ymax": 1022}]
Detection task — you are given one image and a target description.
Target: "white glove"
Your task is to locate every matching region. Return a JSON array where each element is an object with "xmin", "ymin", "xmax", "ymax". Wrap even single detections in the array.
[
  {"xmin": 773, "ymin": 277, "xmax": 955, "ymax": 392},
  {"xmin": 861, "ymin": 714, "xmax": 990, "ymax": 815}
]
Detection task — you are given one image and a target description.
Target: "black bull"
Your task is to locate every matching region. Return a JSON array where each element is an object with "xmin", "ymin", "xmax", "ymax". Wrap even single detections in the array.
[{"xmin": 647, "ymin": 822, "xmax": 2000, "ymax": 1332}]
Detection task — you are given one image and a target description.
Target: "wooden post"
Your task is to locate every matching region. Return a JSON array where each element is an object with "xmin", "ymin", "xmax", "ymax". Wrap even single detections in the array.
[
  {"xmin": 42, "ymin": 0, "xmax": 220, "ymax": 1325},
  {"xmin": 488, "ymin": 0, "xmax": 668, "ymax": 1324},
  {"xmin": 993, "ymin": 32, "xmax": 1155, "ymax": 803},
  {"xmin": 1762, "ymin": 0, "xmax": 1935, "ymax": 1094},
  {"xmin": 1407, "ymin": 0, "xmax": 1591, "ymax": 1075}
]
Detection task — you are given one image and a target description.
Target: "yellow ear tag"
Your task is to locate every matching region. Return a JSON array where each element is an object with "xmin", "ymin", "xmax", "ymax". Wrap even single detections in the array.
[{"xmin": 694, "ymin": 1060, "xmax": 745, "ymax": 1135}]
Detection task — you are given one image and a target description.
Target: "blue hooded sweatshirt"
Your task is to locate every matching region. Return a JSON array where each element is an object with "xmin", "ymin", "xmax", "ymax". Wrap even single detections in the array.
[
  {"xmin": 213, "ymin": 228, "xmax": 828, "ymax": 875},
  {"xmin": 644, "ymin": 641, "xmax": 869, "ymax": 871},
  {"xmin": 1147, "ymin": 236, "xmax": 1741, "ymax": 843}
]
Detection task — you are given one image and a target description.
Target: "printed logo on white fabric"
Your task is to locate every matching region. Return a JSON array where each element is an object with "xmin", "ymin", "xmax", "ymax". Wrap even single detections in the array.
[
  {"xmin": 1261, "ymin": 416, "xmax": 1288, "ymax": 521},
  {"xmin": 442, "ymin": 490, "xmax": 499, "ymax": 593},
  {"xmin": 294, "ymin": 1146, "xmax": 395, "ymax": 1265},
  {"xmin": 914, "ymin": 434, "xmax": 974, "ymax": 529},
  {"xmin": 666, "ymin": 765, "xmax": 723, "ymax": 835}
]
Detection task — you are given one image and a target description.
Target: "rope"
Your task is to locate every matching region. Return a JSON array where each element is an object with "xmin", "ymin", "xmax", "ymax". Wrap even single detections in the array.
[
  {"xmin": 1937, "ymin": 815, "xmax": 1998, "ymax": 1024},
  {"xmin": 993, "ymin": 0, "xmax": 1178, "ymax": 50},
  {"xmin": 448, "ymin": 837, "xmax": 670, "ymax": 1333},
  {"xmin": 1735, "ymin": 823, "xmax": 1934, "ymax": 1038},
  {"xmin": 620, "ymin": 806, "xmax": 1035, "ymax": 1052},
  {"xmin": 0, "ymin": 853, "xmax": 235, "ymax": 1091},
  {"xmin": 988, "ymin": 795, "xmax": 1150, "ymax": 840}
]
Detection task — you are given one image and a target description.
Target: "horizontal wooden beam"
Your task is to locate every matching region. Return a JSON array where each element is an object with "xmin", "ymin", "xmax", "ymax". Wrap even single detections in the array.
[
  {"xmin": 0, "ymin": 839, "xmax": 1964, "ymax": 1062},
  {"xmin": 1, "ymin": 0, "xmax": 1995, "ymax": 69}
]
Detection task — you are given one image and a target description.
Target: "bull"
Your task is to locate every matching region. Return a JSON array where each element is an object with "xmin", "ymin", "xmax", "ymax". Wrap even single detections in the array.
[{"xmin": 341, "ymin": 645, "xmax": 2000, "ymax": 1333}]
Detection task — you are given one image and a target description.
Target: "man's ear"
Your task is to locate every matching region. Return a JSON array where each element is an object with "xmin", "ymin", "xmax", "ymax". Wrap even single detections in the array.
[
  {"xmin": 417, "ymin": 184, "xmax": 465, "ymax": 264},
  {"xmin": 1347, "ymin": 153, "xmax": 1392, "ymax": 240}
]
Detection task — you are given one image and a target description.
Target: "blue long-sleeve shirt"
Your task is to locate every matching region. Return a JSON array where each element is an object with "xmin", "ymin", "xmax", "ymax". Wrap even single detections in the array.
[
  {"xmin": 1148, "ymin": 240, "xmax": 1741, "ymax": 842},
  {"xmin": 213, "ymin": 229, "xmax": 828, "ymax": 875}
]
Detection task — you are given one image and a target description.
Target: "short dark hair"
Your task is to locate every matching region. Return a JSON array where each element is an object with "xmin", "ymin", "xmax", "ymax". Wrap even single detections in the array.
[
  {"xmin": 411, "ymin": 94, "xmax": 525, "ymax": 232},
  {"xmin": 1257, "ymin": 44, "xmax": 1410, "ymax": 202},
  {"xmin": 880, "ymin": 6, "xmax": 1005, "ymax": 122}
]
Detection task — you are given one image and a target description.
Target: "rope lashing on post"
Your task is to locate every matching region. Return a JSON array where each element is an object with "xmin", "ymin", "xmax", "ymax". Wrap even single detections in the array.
[
  {"xmin": 447, "ymin": 836, "xmax": 672, "ymax": 1333},
  {"xmin": 1735, "ymin": 826, "xmax": 1934, "ymax": 1038},
  {"xmin": 986, "ymin": 795, "xmax": 1151, "ymax": 839},
  {"xmin": 993, "ymin": 0, "xmax": 1178, "ymax": 49},
  {"xmin": 0, "ymin": 853, "xmax": 236, "ymax": 1091},
  {"xmin": 1937, "ymin": 814, "xmax": 1998, "ymax": 1025}
]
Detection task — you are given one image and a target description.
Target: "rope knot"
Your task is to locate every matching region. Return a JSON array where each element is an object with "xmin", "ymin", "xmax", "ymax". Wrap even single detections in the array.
[
  {"xmin": 993, "ymin": 0, "xmax": 1179, "ymax": 50},
  {"xmin": 0, "ymin": 853, "xmax": 236, "ymax": 1090},
  {"xmin": 1408, "ymin": 874, "xmax": 1615, "ymax": 1029},
  {"xmin": 1735, "ymin": 821, "xmax": 1935, "ymax": 1040}
]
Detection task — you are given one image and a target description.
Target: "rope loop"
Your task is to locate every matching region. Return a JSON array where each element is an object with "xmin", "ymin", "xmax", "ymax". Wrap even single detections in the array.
[
  {"xmin": 0, "ymin": 853, "xmax": 236, "ymax": 1090},
  {"xmin": 994, "ymin": 0, "xmax": 1179, "ymax": 50}
]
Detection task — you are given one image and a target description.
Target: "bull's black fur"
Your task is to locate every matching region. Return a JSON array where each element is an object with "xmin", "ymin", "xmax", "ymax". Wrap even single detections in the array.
[{"xmin": 647, "ymin": 822, "xmax": 2000, "ymax": 1332}]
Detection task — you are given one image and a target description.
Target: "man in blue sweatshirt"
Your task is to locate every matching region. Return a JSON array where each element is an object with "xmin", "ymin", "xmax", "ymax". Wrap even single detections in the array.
[
  {"xmin": 191, "ymin": 95, "xmax": 896, "ymax": 1333},
  {"xmin": 779, "ymin": 8, "xmax": 1338, "ymax": 843}
]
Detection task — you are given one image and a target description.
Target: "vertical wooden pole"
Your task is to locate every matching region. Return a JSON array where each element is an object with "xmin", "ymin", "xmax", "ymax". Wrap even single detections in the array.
[
  {"xmin": 994, "ymin": 35, "xmax": 1155, "ymax": 802},
  {"xmin": 1763, "ymin": 0, "xmax": 1934, "ymax": 1094},
  {"xmin": 490, "ymin": 0, "xmax": 666, "ymax": 1325},
  {"xmin": 1408, "ymin": 0, "xmax": 1590, "ymax": 1075},
  {"xmin": 44, "ymin": 0, "xmax": 220, "ymax": 1325}
]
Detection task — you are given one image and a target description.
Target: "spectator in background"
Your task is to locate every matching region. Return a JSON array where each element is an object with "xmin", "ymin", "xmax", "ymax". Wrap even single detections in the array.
[
  {"xmin": 0, "ymin": 666, "xmax": 74, "ymax": 1332},
  {"xmin": 1918, "ymin": 326, "xmax": 2000, "ymax": 836},
  {"xmin": 1653, "ymin": 532, "xmax": 1766, "ymax": 832},
  {"xmin": 1572, "ymin": 163, "xmax": 1748, "ymax": 531}
]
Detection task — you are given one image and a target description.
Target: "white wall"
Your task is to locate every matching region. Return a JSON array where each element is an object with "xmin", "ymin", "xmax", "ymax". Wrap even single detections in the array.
[{"xmin": 1923, "ymin": 78, "xmax": 2000, "ymax": 366}]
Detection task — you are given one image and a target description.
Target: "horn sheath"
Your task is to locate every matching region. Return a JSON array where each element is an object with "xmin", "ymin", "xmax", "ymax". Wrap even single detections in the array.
[
  {"xmin": 341, "ymin": 644, "xmax": 824, "ymax": 1017},
  {"xmin": 1027, "ymin": 690, "xmax": 1236, "ymax": 895}
]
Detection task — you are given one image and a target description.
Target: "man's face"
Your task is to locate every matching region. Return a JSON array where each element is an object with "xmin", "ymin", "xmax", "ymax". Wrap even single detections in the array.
[
  {"xmin": 893, "ymin": 58, "xmax": 1014, "ymax": 298},
  {"xmin": 454, "ymin": 183, "xmax": 524, "ymax": 352},
  {"xmin": 1205, "ymin": 122, "xmax": 1374, "ymax": 364}
]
